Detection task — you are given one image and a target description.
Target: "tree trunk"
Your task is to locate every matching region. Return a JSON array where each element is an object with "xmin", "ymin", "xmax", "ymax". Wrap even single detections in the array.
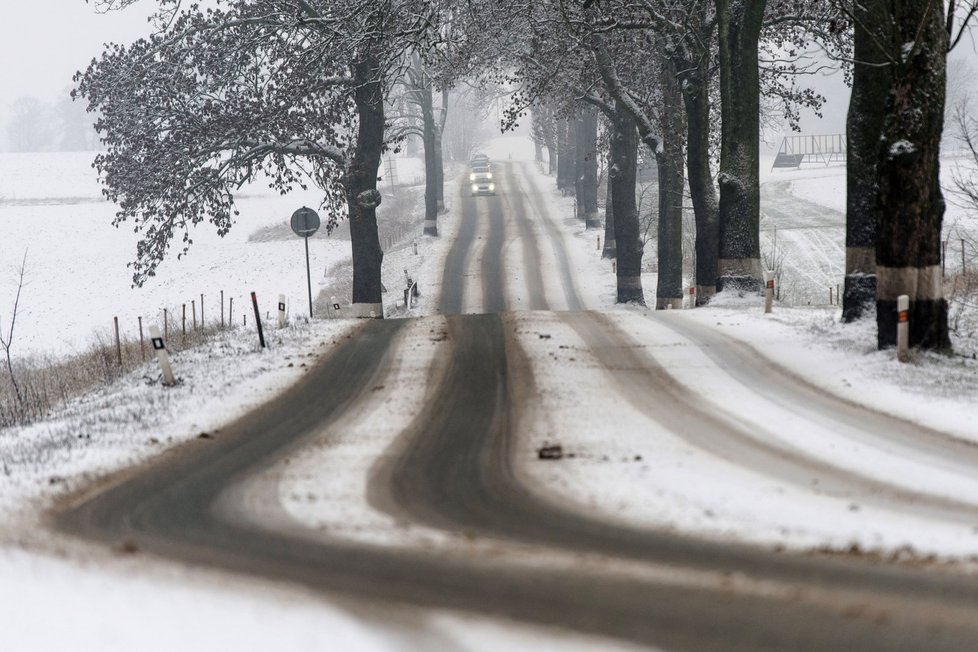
[
  {"xmin": 603, "ymin": 160, "xmax": 616, "ymax": 258},
  {"xmin": 542, "ymin": 108, "xmax": 557, "ymax": 175},
  {"xmin": 674, "ymin": 23, "xmax": 719, "ymax": 305},
  {"xmin": 419, "ymin": 82, "xmax": 439, "ymax": 237},
  {"xmin": 347, "ymin": 51, "xmax": 386, "ymax": 316},
  {"xmin": 610, "ymin": 103, "xmax": 644, "ymax": 304},
  {"xmin": 577, "ymin": 107, "xmax": 600, "ymax": 228},
  {"xmin": 436, "ymin": 87, "xmax": 448, "ymax": 212},
  {"xmin": 575, "ymin": 115, "xmax": 586, "ymax": 220},
  {"xmin": 876, "ymin": 0, "xmax": 950, "ymax": 350},
  {"xmin": 715, "ymin": 0, "xmax": 765, "ymax": 293},
  {"xmin": 557, "ymin": 117, "xmax": 575, "ymax": 192},
  {"xmin": 656, "ymin": 56, "xmax": 685, "ymax": 310},
  {"xmin": 843, "ymin": 0, "xmax": 890, "ymax": 323}
]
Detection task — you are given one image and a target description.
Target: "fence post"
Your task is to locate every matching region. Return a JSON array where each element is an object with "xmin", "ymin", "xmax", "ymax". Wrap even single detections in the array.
[
  {"xmin": 251, "ymin": 292, "xmax": 266, "ymax": 349},
  {"xmin": 149, "ymin": 325, "xmax": 176, "ymax": 386},
  {"xmin": 229, "ymin": 297, "xmax": 234, "ymax": 327},
  {"xmin": 163, "ymin": 308, "xmax": 168, "ymax": 341},
  {"xmin": 114, "ymin": 316, "xmax": 122, "ymax": 367},
  {"xmin": 192, "ymin": 299, "xmax": 197, "ymax": 331},
  {"xmin": 200, "ymin": 293, "xmax": 205, "ymax": 330},
  {"xmin": 963, "ymin": 239, "xmax": 968, "ymax": 275},
  {"xmin": 764, "ymin": 271, "xmax": 775, "ymax": 314},
  {"xmin": 897, "ymin": 294, "xmax": 910, "ymax": 362},
  {"xmin": 182, "ymin": 304, "xmax": 187, "ymax": 343},
  {"xmin": 138, "ymin": 316, "xmax": 145, "ymax": 362}
]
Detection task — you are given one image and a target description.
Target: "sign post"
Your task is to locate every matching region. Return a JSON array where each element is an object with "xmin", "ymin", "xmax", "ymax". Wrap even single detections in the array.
[{"xmin": 290, "ymin": 207, "xmax": 321, "ymax": 319}]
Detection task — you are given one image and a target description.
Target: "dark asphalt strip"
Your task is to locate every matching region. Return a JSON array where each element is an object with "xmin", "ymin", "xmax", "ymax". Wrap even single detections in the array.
[
  {"xmin": 499, "ymin": 162, "xmax": 548, "ymax": 311},
  {"xmin": 481, "ymin": 190, "xmax": 507, "ymax": 314},
  {"xmin": 516, "ymin": 161, "xmax": 584, "ymax": 311},
  {"xmin": 438, "ymin": 182, "xmax": 479, "ymax": 315}
]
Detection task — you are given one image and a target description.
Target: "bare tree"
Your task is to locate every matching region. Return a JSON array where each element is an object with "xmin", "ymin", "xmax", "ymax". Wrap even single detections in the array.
[
  {"xmin": 7, "ymin": 97, "xmax": 52, "ymax": 152},
  {"xmin": 1, "ymin": 251, "xmax": 28, "ymax": 410}
]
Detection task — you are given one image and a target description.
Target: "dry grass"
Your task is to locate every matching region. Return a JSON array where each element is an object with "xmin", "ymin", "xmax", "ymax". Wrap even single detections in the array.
[{"xmin": 0, "ymin": 322, "xmax": 229, "ymax": 429}]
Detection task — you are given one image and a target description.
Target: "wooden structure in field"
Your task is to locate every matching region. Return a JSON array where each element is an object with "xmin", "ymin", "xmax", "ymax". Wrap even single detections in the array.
[{"xmin": 772, "ymin": 134, "xmax": 847, "ymax": 170}]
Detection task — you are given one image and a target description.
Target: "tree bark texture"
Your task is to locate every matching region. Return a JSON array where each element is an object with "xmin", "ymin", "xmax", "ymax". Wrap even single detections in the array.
[
  {"xmin": 610, "ymin": 103, "xmax": 644, "ymax": 304},
  {"xmin": 347, "ymin": 51, "xmax": 386, "ymax": 315},
  {"xmin": 656, "ymin": 56, "xmax": 686, "ymax": 310},
  {"xmin": 576, "ymin": 108, "xmax": 600, "ymax": 228},
  {"xmin": 436, "ymin": 88, "xmax": 448, "ymax": 212},
  {"xmin": 715, "ymin": 0, "xmax": 765, "ymax": 293},
  {"xmin": 420, "ymin": 83, "xmax": 439, "ymax": 236},
  {"xmin": 674, "ymin": 24, "xmax": 719, "ymax": 305},
  {"xmin": 843, "ymin": 0, "xmax": 891, "ymax": 322},
  {"xmin": 557, "ymin": 117, "xmax": 576, "ymax": 192},
  {"xmin": 875, "ymin": 0, "xmax": 950, "ymax": 350},
  {"xmin": 603, "ymin": 162, "xmax": 616, "ymax": 258}
]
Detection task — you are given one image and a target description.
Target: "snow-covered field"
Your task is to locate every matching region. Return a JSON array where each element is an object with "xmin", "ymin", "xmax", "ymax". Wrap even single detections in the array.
[
  {"xmin": 758, "ymin": 153, "xmax": 978, "ymax": 308},
  {"xmin": 2, "ymin": 137, "xmax": 978, "ymax": 650}
]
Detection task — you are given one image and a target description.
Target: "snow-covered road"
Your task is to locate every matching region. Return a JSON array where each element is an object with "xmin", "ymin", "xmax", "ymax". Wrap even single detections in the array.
[{"xmin": 4, "ymin": 138, "xmax": 978, "ymax": 650}]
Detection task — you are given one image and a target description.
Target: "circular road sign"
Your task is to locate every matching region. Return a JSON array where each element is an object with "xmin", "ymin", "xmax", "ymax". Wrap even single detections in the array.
[{"xmin": 290, "ymin": 207, "xmax": 321, "ymax": 238}]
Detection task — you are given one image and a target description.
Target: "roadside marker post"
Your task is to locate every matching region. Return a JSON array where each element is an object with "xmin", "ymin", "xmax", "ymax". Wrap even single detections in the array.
[
  {"xmin": 278, "ymin": 294, "xmax": 287, "ymax": 328},
  {"xmin": 897, "ymin": 294, "xmax": 910, "ymax": 363},
  {"xmin": 688, "ymin": 286, "xmax": 695, "ymax": 309},
  {"xmin": 251, "ymin": 292, "xmax": 266, "ymax": 349},
  {"xmin": 764, "ymin": 271, "xmax": 775, "ymax": 314},
  {"xmin": 327, "ymin": 295, "xmax": 341, "ymax": 320},
  {"xmin": 149, "ymin": 325, "xmax": 176, "ymax": 386}
]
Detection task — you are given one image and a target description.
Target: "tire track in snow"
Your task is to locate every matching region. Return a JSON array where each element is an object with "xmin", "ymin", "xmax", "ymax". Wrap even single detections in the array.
[
  {"xmin": 515, "ymin": 161, "xmax": 584, "ymax": 311},
  {"xmin": 651, "ymin": 312, "xmax": 978, "ymax": 501},
  {"xmin": 562, "ymin": 310, "xmax": 978, "ymax": 528}
]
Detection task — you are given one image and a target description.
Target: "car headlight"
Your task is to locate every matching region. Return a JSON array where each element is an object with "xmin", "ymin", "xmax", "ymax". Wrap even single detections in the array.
[
  {"xmin": 469, "ymin": 173, "xmax": 476, "ymax": 181},
  {"xmin": 488, "ymin": 183, "xmax": 495, "ymax": 191},
  {"xmin": 471, "ymin": 184, "xmax": 478, "ymax": 192},
  {"xmin": 486, "ymin": 173, "xmax": 493, "ymax": 179}
]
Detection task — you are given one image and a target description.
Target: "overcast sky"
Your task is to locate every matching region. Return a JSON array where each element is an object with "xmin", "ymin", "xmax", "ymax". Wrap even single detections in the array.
[{"xmin": 0, "ymin": 0, "xmax": 155, "ymax": 123}]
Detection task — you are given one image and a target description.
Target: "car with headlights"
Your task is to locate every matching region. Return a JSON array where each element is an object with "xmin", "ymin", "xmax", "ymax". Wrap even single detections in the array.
[{"xmin": 469, "ymin": 162, "xmax": 495, "ymax": 196}]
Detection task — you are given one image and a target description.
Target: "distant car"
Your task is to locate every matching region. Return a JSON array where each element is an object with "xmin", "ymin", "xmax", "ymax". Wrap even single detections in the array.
[
  {"xmin": 469, "ymin": 152, "xmax": 489, "ymax": 166},
  {"xmin": 469, "ymin": 163, "xmax": 492, "ymax": 183},
  {"xmin": 470, "ymin": 169, "xmax": 495, "ymax": 196}
]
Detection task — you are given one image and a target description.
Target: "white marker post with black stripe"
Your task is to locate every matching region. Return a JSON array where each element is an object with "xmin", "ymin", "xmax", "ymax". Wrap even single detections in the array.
[
  {"xmin": 897, "ymin": 294, "xmax": 910, "ymax": 362},
  {"xmin": 149, "ymin": 325, "xmax": 176, "ymax": 386},
  {"xmin": 278, "ymin": 294, "xmax": 287, "ymax": 328}
]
